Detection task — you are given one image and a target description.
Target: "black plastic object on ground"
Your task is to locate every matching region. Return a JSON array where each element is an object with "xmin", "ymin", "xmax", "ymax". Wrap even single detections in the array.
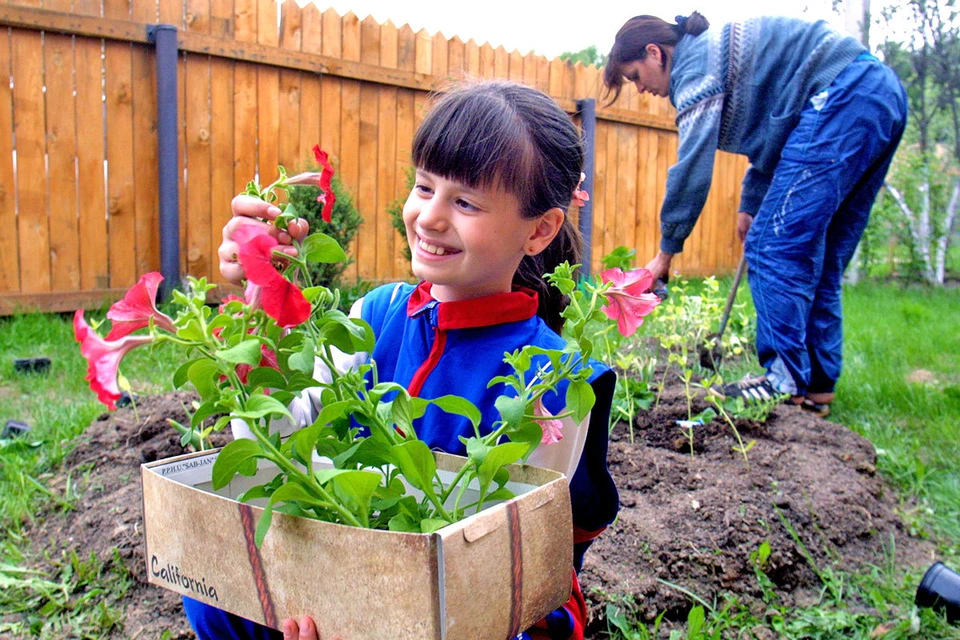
[
  {"xmin": 2, "ymin": 420, "xmax": 30, "ymax": 439},
  {"xmin": 916, "ymin": 562, "xmax": 960, "ymax": 623},
  {"xmin": 13, "ymin": 357, "xmax": 51, "ymax": 374}
]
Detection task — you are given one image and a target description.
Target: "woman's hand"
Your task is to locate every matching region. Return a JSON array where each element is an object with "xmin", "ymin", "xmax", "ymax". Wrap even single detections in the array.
[
  {"xmin": 643, "ymin": 250, "xmax": 674, "ymax": 285},
  {"xmin": 736, "ymin": 212, "xmax": 753, "ymax": 244},
  {"xmin": 282, "ymin": 615, "xmax": 340, "ymax": 640},
  {"xmin": 218, "ymin": 195, "xmax": 310, "ymax": 285}
]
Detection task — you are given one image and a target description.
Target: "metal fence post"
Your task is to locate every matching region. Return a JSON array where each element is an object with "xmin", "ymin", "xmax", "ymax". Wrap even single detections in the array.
[
  {"xmin": 576, "ymin": 98, "xmax": 596, "ymax": 279},
  {"xmin": 147, "ymin": 24, "xmax": 180, "ymax": 302}
]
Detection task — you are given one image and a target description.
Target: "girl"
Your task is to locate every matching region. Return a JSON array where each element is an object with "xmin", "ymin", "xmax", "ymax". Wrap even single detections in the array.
[
  {"xmin": 603, "ymin": 13, "xmax": 907, "ymax": 415},
  {"xmin": 190, "ymin": 80, "xmax": 619, "ymax": 640}
]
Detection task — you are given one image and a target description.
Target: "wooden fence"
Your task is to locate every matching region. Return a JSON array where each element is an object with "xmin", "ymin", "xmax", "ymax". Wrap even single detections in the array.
[{"xmin": 0, "ymin": 0, "xmax": 748, "ymax": 314}]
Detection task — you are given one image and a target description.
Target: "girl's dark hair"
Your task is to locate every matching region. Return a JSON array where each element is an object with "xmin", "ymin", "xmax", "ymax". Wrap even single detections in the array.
[
  {"xmin": 411, "ymin": 81, "xmax": 584, "ymax": 333},
  {"xmin": 602, "ymin": 12, "xmax": 710, "ymax": 105}
]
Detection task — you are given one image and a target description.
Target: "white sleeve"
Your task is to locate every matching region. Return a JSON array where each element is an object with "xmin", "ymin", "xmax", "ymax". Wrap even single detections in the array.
[
  {"xmin": 524, "ymin": 412, "xmax": 590, "ymax": 483},
  {"xmin": 231, "ymin": 297, "xmax": 369, "ymax": 441}
]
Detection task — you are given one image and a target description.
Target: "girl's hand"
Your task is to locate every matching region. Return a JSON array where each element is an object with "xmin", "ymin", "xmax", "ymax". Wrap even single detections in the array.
[
  {"xmin": 281, "ymin": 615, "xmax": 340, "ymax": 640},
  {"xmin": 218, "ymin": 195, "xmax": 310, "ymax": 284}
]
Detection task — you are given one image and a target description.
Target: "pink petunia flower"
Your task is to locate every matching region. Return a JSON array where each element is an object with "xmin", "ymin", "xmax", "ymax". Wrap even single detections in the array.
[
  {"xmin": 105, "ymin": 272, "xmax": 176, "ymax": 340},
  {"xmin": 572, "ymin": 172, "xmax": 590, "ymax": 207},
  {"xmin": 285, "ymin": 146, "xmax": 337, "ymax": 223},
  {"xmin": 534, "ymin": 397, "xmax": 564, "ymax": 445},
  {"xmin": 234, "ymin": 224, "xmax": 311, "ymax": 328},
  {"xmin": 599, "ymin": 267, "xmax": 662, "ymax": 337},
  {"xmin": 75, "ymin": 310, "xmax": 153, "ymax": 410}
]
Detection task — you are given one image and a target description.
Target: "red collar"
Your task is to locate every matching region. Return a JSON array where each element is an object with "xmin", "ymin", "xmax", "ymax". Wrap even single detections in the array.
[{"xmin": 406, "ymin": 281, "xmax": 539, "ymax": 330}]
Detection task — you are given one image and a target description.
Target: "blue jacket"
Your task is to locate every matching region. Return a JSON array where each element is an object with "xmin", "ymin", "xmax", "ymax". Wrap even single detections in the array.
[{"xmin": 660, "ymin": 17, "xmax": 866, "ymax": 254}]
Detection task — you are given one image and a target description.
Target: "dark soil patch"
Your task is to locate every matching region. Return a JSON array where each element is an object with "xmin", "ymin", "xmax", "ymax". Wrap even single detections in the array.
[
  {"xmin": 18, "ymin": 383, "xmax": 933, "ymax": 638},
  {"xmin": 580, "ymin": 385, "xmax": 934, "ymax": 636}
]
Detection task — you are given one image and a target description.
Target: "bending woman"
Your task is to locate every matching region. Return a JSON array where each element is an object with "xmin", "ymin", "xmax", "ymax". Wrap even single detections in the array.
[{"xmin": 604, "ymin": 12, "xmax": 907, "ymax": 414}]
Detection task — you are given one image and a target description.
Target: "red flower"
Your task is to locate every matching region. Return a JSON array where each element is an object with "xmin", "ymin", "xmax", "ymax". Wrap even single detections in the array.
[
  {"xmin": 313, "ymin": 146, "xmax": 336, "ymax": 223},
  {"xmin": 75, "ymin": 310, "xmax": 153, "ymax": 410},
  {"xmin": 285, "ymin": 146, "xmax": 336, "ymax": 223},
  {"xmin": 105, "ymin": 272, "xmax": 176, "ymax": 340},
  {"xmin": 534, "ymin": 397, "xmax": 564, "ymax": 445},
  {"xmin": 234, "ymin": 225, "xmax": 311, "ymax": 328},
  {"xmin": 599, "ymin": 267, "xmax": 661, "ymax": 337}
]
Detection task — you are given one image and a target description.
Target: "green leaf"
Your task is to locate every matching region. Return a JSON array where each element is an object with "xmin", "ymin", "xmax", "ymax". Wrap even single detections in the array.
[
  {"xmin": 269, "ymin": 481, "xmax": 322, "ymax": 507},
  {"xmin": 236, "ymin": 394, "xmax": 294, "ymax": 422},
  {"xmin": 212, "ymin": 438, "xmax": 263, "ymax": 490},
  {"xmin": 246, "ymin": 367, "xmax": 287, "ymax": 392},
  {"xmin": 478, "ymin": 442, "xmax": 527, "ymax": 494},
  {"xmin": 349, "ymin": 318, "xmax": 376, "ymax": 353},
  {"xmin": 254, "ymin": 502, "xmax": 274, "ymax": 547},
  {"xmin": 465, "ymin": 437, "xmax": 490, "ymax": 467},
  {"xmin": 173, "ymin": 358, "xmax": 205, "ymax": 389},
  {"xmin": 495, "ymin": 395, "xmax": 527, "ymax": 430},
  {"xmin": 218, "ymin": 340, "xmax": 263, "ymax": 366},
  {"xmin": 431, "ymin": 395, "xmax": 482, "ymax": 429},
  {"xmin": 287, "ymin": 336, "xmax": 315, "ymax": 373},
  {"xmin": 565, "ymin": 380, "xmax": 596, "ymax": 424},
  {"xmin": 388, "ymin": 513, "xmax": 420, "ymax": 532},
  {"xmin": 301, "ymin": 232, "xmax": 347, "ymax": 264},
  {"xmin": 311, "ymin": 400, "xmax": 350, "ymax": 427},
  {"xmin": 190, "ymin": 399, "xmax": 224, "ymax": 429},
  {"xmin": 288, "ymin": 424, "xmax": 323, "ymax": 464},
  {"xmin": 390, "ymin": 441, "xmax": 436, "ymax": 492},
  {"xmin": 419, "ymin": 518, "xmax": 448, "ymax": 534},
  {"xmin": 329, "ymin": 470, "xmax": 382, "ymax": 523},
  {"xmin": 188, "ymin": 359, "xmax": 224, "ymax": 399}
]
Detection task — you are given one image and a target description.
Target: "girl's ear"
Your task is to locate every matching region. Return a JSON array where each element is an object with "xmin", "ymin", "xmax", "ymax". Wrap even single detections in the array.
[{"xmin": 524, "ymin": 208, "xmax": 565, "ymax": 256}]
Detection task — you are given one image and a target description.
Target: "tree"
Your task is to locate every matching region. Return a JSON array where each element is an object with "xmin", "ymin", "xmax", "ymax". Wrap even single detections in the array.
[
  {"xmin": 878, "ymin": 0, "xmax": 960, "ymax": 284},
  {"xmin": 559, "ymin": 45, "xmax": 606, "ymax": 68}
]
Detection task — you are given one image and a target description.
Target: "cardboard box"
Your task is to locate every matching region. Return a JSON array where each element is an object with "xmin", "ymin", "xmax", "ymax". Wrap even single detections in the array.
[{"xmin": 141, "ymin": 448, "xmax": 573, "ymax": 639}]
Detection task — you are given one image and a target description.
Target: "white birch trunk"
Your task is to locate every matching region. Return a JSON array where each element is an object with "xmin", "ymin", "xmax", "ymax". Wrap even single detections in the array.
[
  {"xmin": 884, "ymin": 179, "xmax": 936, "ymax": 282},
  {"xmin": 934, "ymin": 177, "xmax": 960, "ymax": 284}
]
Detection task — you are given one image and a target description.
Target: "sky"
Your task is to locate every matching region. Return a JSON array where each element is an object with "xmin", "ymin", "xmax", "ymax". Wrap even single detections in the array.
[{"xmin": 314, "ymin": 0, "xmax": 851, "ymax": 60}]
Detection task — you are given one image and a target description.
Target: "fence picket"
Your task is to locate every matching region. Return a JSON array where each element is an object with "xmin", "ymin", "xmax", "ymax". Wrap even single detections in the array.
[
  {"xmin": 339, "ymin": 12, "xmax": 361, "ymax": 281},
  {"xmin": 12, "ymin": 30, "xmax": 50, "ymax": 292},
  {"xmin": 0, "ymin": 29, "xmax": 17, "ymax": 293},
  {"xmin": 44, "ymin": 33, "xmax": 80, "ymax": 290}
]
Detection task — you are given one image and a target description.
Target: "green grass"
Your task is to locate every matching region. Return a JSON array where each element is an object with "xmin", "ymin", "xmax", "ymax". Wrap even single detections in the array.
[
  {"xmin": 0, "ymin": 311, "xmax": 179, "ymax": 638},
  {"xmin": 834, "ymin": 285, "xmax": 960, "ymax": 544}
]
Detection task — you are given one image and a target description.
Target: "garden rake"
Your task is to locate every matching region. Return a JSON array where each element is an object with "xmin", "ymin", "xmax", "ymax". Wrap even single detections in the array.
[{"xmin": 699, "ymin": 253, "xmax": 747, "ymax": 371}]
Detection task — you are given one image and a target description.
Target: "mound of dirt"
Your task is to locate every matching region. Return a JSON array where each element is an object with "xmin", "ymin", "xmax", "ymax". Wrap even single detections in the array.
[
  {"xmin": 580, "ymin": 385, "xmax": 934, "ymax": 635},
  {"xmin": 18, "ymin": 385, "xmax": 933, "ymax": 639}
]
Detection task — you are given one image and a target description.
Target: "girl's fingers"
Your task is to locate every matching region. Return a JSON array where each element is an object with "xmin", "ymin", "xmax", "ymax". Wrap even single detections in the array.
[
  {"xmin": 287, "ymin": 218, "xmax": 310, "ymax": 241},
  {"xmin": 232, "ymin": 194, "xmax": 282, "ymax": 220}
]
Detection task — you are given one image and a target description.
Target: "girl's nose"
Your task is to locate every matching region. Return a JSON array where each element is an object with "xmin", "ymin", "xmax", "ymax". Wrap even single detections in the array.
[{"xmin": 415, "ymin": 196, "xmax": 448, "ymax": 231}]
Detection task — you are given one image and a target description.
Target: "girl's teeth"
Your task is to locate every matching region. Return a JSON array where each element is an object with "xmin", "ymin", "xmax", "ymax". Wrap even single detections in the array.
[{"xmin": 420, "ymin": 240, "xmax": 447, "ymax": 256}]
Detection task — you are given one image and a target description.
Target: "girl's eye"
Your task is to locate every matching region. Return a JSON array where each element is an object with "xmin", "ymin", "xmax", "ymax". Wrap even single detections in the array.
[
  {"xmin": 455, "ymin": 198, "xmax": 479, "ymax": 212},
  {"xmin": 414, "ymin": 183, "xmax": 433, "ymax": 196}
]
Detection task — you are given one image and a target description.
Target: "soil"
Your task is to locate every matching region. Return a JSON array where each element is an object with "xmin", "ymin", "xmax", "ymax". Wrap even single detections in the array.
[{"xmin": 15, "ymin": 383, "xmax": 935, "ymax": 639}]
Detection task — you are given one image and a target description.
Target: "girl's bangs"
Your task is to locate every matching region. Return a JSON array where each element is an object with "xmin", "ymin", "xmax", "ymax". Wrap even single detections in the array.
[{"xmin": 413, "ymin": 92, "xmax": 536, "ymax": 201}]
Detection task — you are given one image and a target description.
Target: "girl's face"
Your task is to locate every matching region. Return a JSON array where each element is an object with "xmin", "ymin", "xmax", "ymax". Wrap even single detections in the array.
[
  {"xmin": 402, "ymin": 170, "xmax": 560, "ymax": 302},
  {"xmin": 621, "ymin": 44, "xmax": 670, "ymax": 98}
]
